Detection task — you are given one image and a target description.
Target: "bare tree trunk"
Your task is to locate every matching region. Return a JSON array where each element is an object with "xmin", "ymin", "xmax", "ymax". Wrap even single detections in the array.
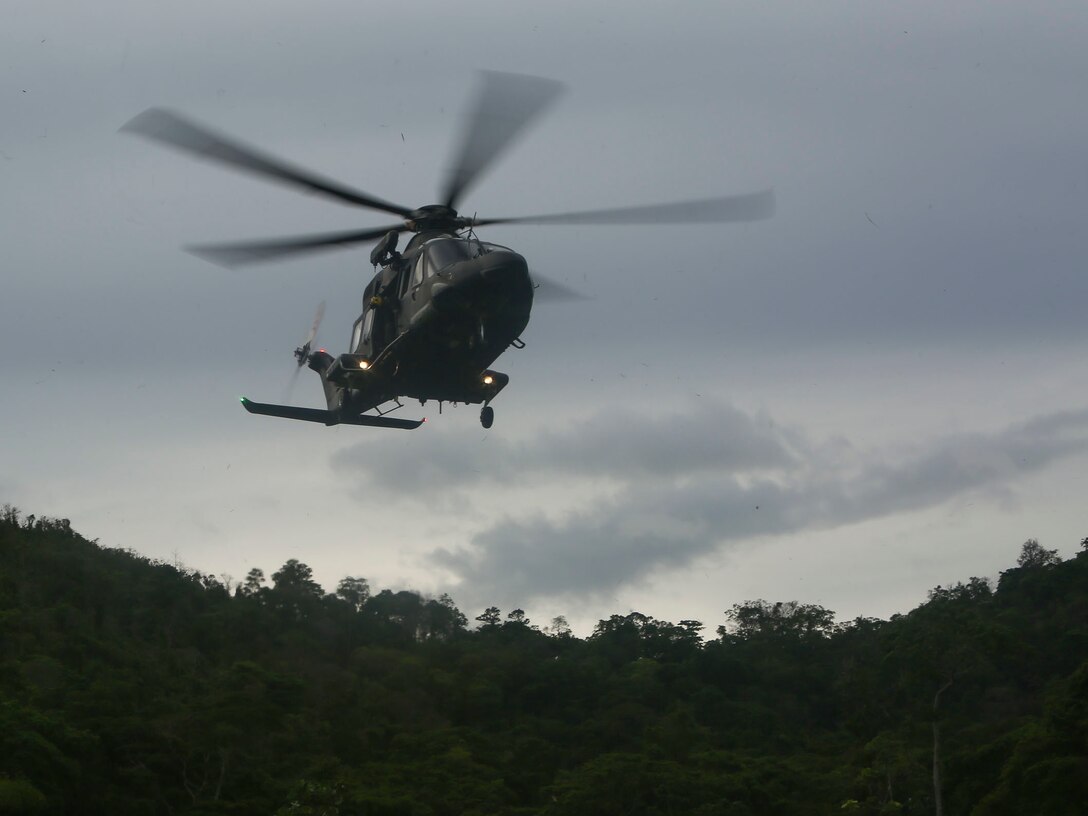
[
  {"xmin": 933, "ymin": 679, "xmax": 954, "ymax": 816},
  {"xmin": 214, "ymin": 750, "xmax": 228, "ymax": 801}
]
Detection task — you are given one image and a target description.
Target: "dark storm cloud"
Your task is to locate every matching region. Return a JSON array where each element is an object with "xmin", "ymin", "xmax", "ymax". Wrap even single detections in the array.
[{"xmin": 416, "ymin": 405, "xmax": 1088, "ymax": 606}]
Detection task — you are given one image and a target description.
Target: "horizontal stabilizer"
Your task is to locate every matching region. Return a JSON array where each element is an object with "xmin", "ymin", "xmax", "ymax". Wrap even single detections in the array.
[
  {"xmin": 338, "ymin": 413, "xmax": 426, "ymax": 430},
  {"xmin": 240, "ymin": 398, "xmax": 424, "ymax": 430}
]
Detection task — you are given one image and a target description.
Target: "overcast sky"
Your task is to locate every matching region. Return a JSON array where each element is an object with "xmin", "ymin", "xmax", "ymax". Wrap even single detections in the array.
[{"xmin": 4, "ymin": 0, "xmax": 1087, "ymax": 634}]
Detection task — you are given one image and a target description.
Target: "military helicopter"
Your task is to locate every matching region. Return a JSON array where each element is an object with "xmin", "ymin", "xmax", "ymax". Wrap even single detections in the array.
[{"xmin": 123, "ymin": 72, "xmax": 774, "ymax": 430}]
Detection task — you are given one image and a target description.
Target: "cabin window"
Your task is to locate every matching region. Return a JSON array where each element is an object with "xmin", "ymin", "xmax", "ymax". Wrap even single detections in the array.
[
  {"xmin": 350, "ymin": 319, "xmax": 363, "ymax": 351},
  {"xmin": 412, "ymin": 255, "xmax": 425, "ymax": 287},
  {"xmin": 386, "ymin": 267, "xmax": 406, "ymax": 298},
  {"xmin": 362, "ymin": 309, "xmax": 375, "ymax": 342}
]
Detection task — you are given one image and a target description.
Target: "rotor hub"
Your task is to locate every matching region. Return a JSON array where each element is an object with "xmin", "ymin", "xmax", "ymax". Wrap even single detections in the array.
[{"xmin": 405, "ymin": 204, "xmax": 464, "ymax": 233}]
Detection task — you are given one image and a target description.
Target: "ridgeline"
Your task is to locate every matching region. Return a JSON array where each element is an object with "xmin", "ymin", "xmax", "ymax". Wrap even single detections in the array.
[{"xmin": 1, "ymin": 506, "xmax": 1085, "ymax": 815}]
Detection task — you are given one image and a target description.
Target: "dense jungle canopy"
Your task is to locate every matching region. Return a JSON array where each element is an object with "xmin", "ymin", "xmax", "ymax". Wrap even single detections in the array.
[{"xmin": 1, "ymin": 506, "xmax": 1085, "ymax": 815}]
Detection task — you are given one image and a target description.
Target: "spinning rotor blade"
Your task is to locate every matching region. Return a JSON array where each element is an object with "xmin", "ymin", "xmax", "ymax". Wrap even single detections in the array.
[
  {"xmin": 442, "ymin": 71, "xmax": 564, "ymax": 210},
  {"xmin": 285, "ymin": 300, "xmax": 326, "ymax": 403},
  {"xmin": 303, "ymin": 300, "xmax": 325, "ymax": 351},
  {"xmin": 473, "ymin": 189, "xmax": 776, "ymax": 227},
  {"xmin": 530, "ymin": 272, "xmax": 590, "ymax": 302},
  {"xmin": 285, "ymin": 363, "xmax": 305, "ymax": 404},
  {"xmin": 187, "ymin": 225, "xmax": 406, "ymax": 267},
  {"xmin": 122, "ymin": 108, "xmax": 414, "ymax": 217}
]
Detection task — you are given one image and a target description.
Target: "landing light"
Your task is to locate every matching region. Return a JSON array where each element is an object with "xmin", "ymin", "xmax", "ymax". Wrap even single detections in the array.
[
  {"xmin": 482, "ymin": 375, "xmax": 494, "ymax": 385},
  {"xmin": 359, "ymin": 360, "xmax": 371, "ymax": 370}
]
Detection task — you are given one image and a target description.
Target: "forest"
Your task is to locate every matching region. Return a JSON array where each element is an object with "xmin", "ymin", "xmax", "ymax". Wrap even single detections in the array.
[{"xmin": 1, "ymin": 505, "xmax": 1085, "ymax": 815}]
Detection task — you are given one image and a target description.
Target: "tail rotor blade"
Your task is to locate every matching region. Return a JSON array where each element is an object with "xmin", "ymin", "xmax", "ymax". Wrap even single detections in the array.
[
  {"xmin": 304, "ymin": 300, "xmax": 326, "ymax": 349},
  {"xmin": 283, "ymin": 364, "xmax": 304, "ymax": 404},
  {"xmin": 285, "ymin": 301, "xmax": 325, "ymax": 403}
]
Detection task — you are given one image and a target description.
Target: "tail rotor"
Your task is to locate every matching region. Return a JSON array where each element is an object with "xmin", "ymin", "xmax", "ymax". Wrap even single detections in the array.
[{"xmin": 284, "ymin": 301, "xmax": 325, "ymax": 403}]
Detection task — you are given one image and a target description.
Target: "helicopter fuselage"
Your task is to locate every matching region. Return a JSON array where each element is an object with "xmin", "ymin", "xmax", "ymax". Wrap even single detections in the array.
[
  {"xmin": 123, "ymin": 74, "xmax": 773, "ymax": 431},
  {"xmin": 307, "ymin": 230, "xmax": 533, "ymax": 419}
]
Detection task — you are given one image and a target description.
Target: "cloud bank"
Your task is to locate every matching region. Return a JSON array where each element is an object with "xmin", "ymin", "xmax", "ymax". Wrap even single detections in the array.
[{"xmin": 331, "ymin": 403, "xmax": 1088, "ymax": 608}]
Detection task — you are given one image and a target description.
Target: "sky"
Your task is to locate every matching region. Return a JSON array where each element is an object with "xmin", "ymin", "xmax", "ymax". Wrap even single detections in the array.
[{"xmin": 4, "ymin": 0, "xmax": 1087, "ymax": 635}]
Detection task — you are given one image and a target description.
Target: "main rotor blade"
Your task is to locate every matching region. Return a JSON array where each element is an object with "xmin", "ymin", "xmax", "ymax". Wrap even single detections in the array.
[
  {"xmin": 186, "ymin": 225, "xmax": 406, "ymax": 267},
  {"xmin": 122, "ymin": 108, "xmax": 414, "ymax": 218},
  {"xmin": 473, "ymin": 189, "xmax": 776, "ymax": 227},
  {"xmin": 530, "ymin": 272, "xmax": 590, "ymax": 302},
  {"xmin": 442, "ymin": 71, "xmax": 564, "ymax": 211}
]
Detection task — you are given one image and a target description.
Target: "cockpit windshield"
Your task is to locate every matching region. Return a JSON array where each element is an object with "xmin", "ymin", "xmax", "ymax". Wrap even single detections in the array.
[
  {"xmin": 426, "ymin": 239, "xmax": 475, "ymax": 271},
  {"xmin": 424, "ymin": 238, "xmax": 514, "ymax": 271}
]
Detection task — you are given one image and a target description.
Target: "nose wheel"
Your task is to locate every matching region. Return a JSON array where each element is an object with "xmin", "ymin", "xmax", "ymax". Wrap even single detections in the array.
[{"xmin": 480, "ymin": 405, "xmax": 494, "ymax": 429}]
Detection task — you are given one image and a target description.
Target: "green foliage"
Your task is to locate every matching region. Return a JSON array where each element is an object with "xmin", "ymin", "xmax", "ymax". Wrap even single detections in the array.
[
  {"xmin": 719, "ymin": 599, "xmax": 836, "ymax": 641},
  {"xmin": 1, "ymin": 508, "xmax": 1085, "ymax": 814},
  {"xmin": 973, "ymin": 660, "xmax": 1088, "ymax": 815},
  {"xmin": 0, "ymin": 778, "xmax": 48, "ymax": 814},
  {"xmin": 239, "ymin": 567, "xmax": 265, "ymax": 596},
  {"xmin": 334, "ymin": 576, "xmax": 370, "ymax": 612},
  {"xmin": 1016, "ymin": 538, "xmax": 1062, "ymax": 568},
  {"xmin": 475, "ymin": 606, "xmax": 501, "ymax": 628}
]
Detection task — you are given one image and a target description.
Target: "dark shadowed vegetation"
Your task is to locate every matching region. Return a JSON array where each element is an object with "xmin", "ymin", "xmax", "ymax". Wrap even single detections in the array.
[{"xmin": 1, "ymin": 505, "xmax": 1086, "ymax": 815}]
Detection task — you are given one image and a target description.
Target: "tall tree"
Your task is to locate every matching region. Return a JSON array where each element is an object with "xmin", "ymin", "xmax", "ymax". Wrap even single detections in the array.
[
  {"xmin": 335, "ymin": 576, "xmax": 370, "ymax": 612},
  {"xmin": 239, "ymin": 567, "xmax": 265, "ymax": 596},
  {"xmin": 1016, "ymin": 538, "xmax": 1061, "ymax": 568}
]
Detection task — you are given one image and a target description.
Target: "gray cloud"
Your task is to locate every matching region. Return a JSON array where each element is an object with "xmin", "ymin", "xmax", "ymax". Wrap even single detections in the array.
[
  {"xmin": 418, "ymin": 406, "xmax": 1088, "ymax": 608},
  {"xmin": 331, "ymin": 400, "xmax": 801, "ymax": 491}
]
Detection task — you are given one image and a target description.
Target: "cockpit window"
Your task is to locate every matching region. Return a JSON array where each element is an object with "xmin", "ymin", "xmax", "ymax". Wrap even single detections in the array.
[
  {"xmin": 415, "ymin": 238, "xmax": 514, "ymax": 278},
  {"xmin": 425, "ymin": 239, "xmax": 476, "ymax": 271}
]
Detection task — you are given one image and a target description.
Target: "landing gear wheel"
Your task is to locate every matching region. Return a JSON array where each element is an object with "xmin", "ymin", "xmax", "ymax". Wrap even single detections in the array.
[{"xmin": 480, "ymin": 405, "xmax": 494, "ymax": 429}]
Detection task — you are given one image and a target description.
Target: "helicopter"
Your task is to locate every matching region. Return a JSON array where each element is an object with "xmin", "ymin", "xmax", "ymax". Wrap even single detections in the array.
[{"xmin": 122, "ymin": 72, "xmax": 774, "ymax": 430}]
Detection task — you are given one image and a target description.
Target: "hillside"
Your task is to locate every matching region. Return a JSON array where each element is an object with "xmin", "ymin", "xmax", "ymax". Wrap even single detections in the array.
[{"xmin": 1, "ymin": 506, "xmax": 1086, "ymax": 815}]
